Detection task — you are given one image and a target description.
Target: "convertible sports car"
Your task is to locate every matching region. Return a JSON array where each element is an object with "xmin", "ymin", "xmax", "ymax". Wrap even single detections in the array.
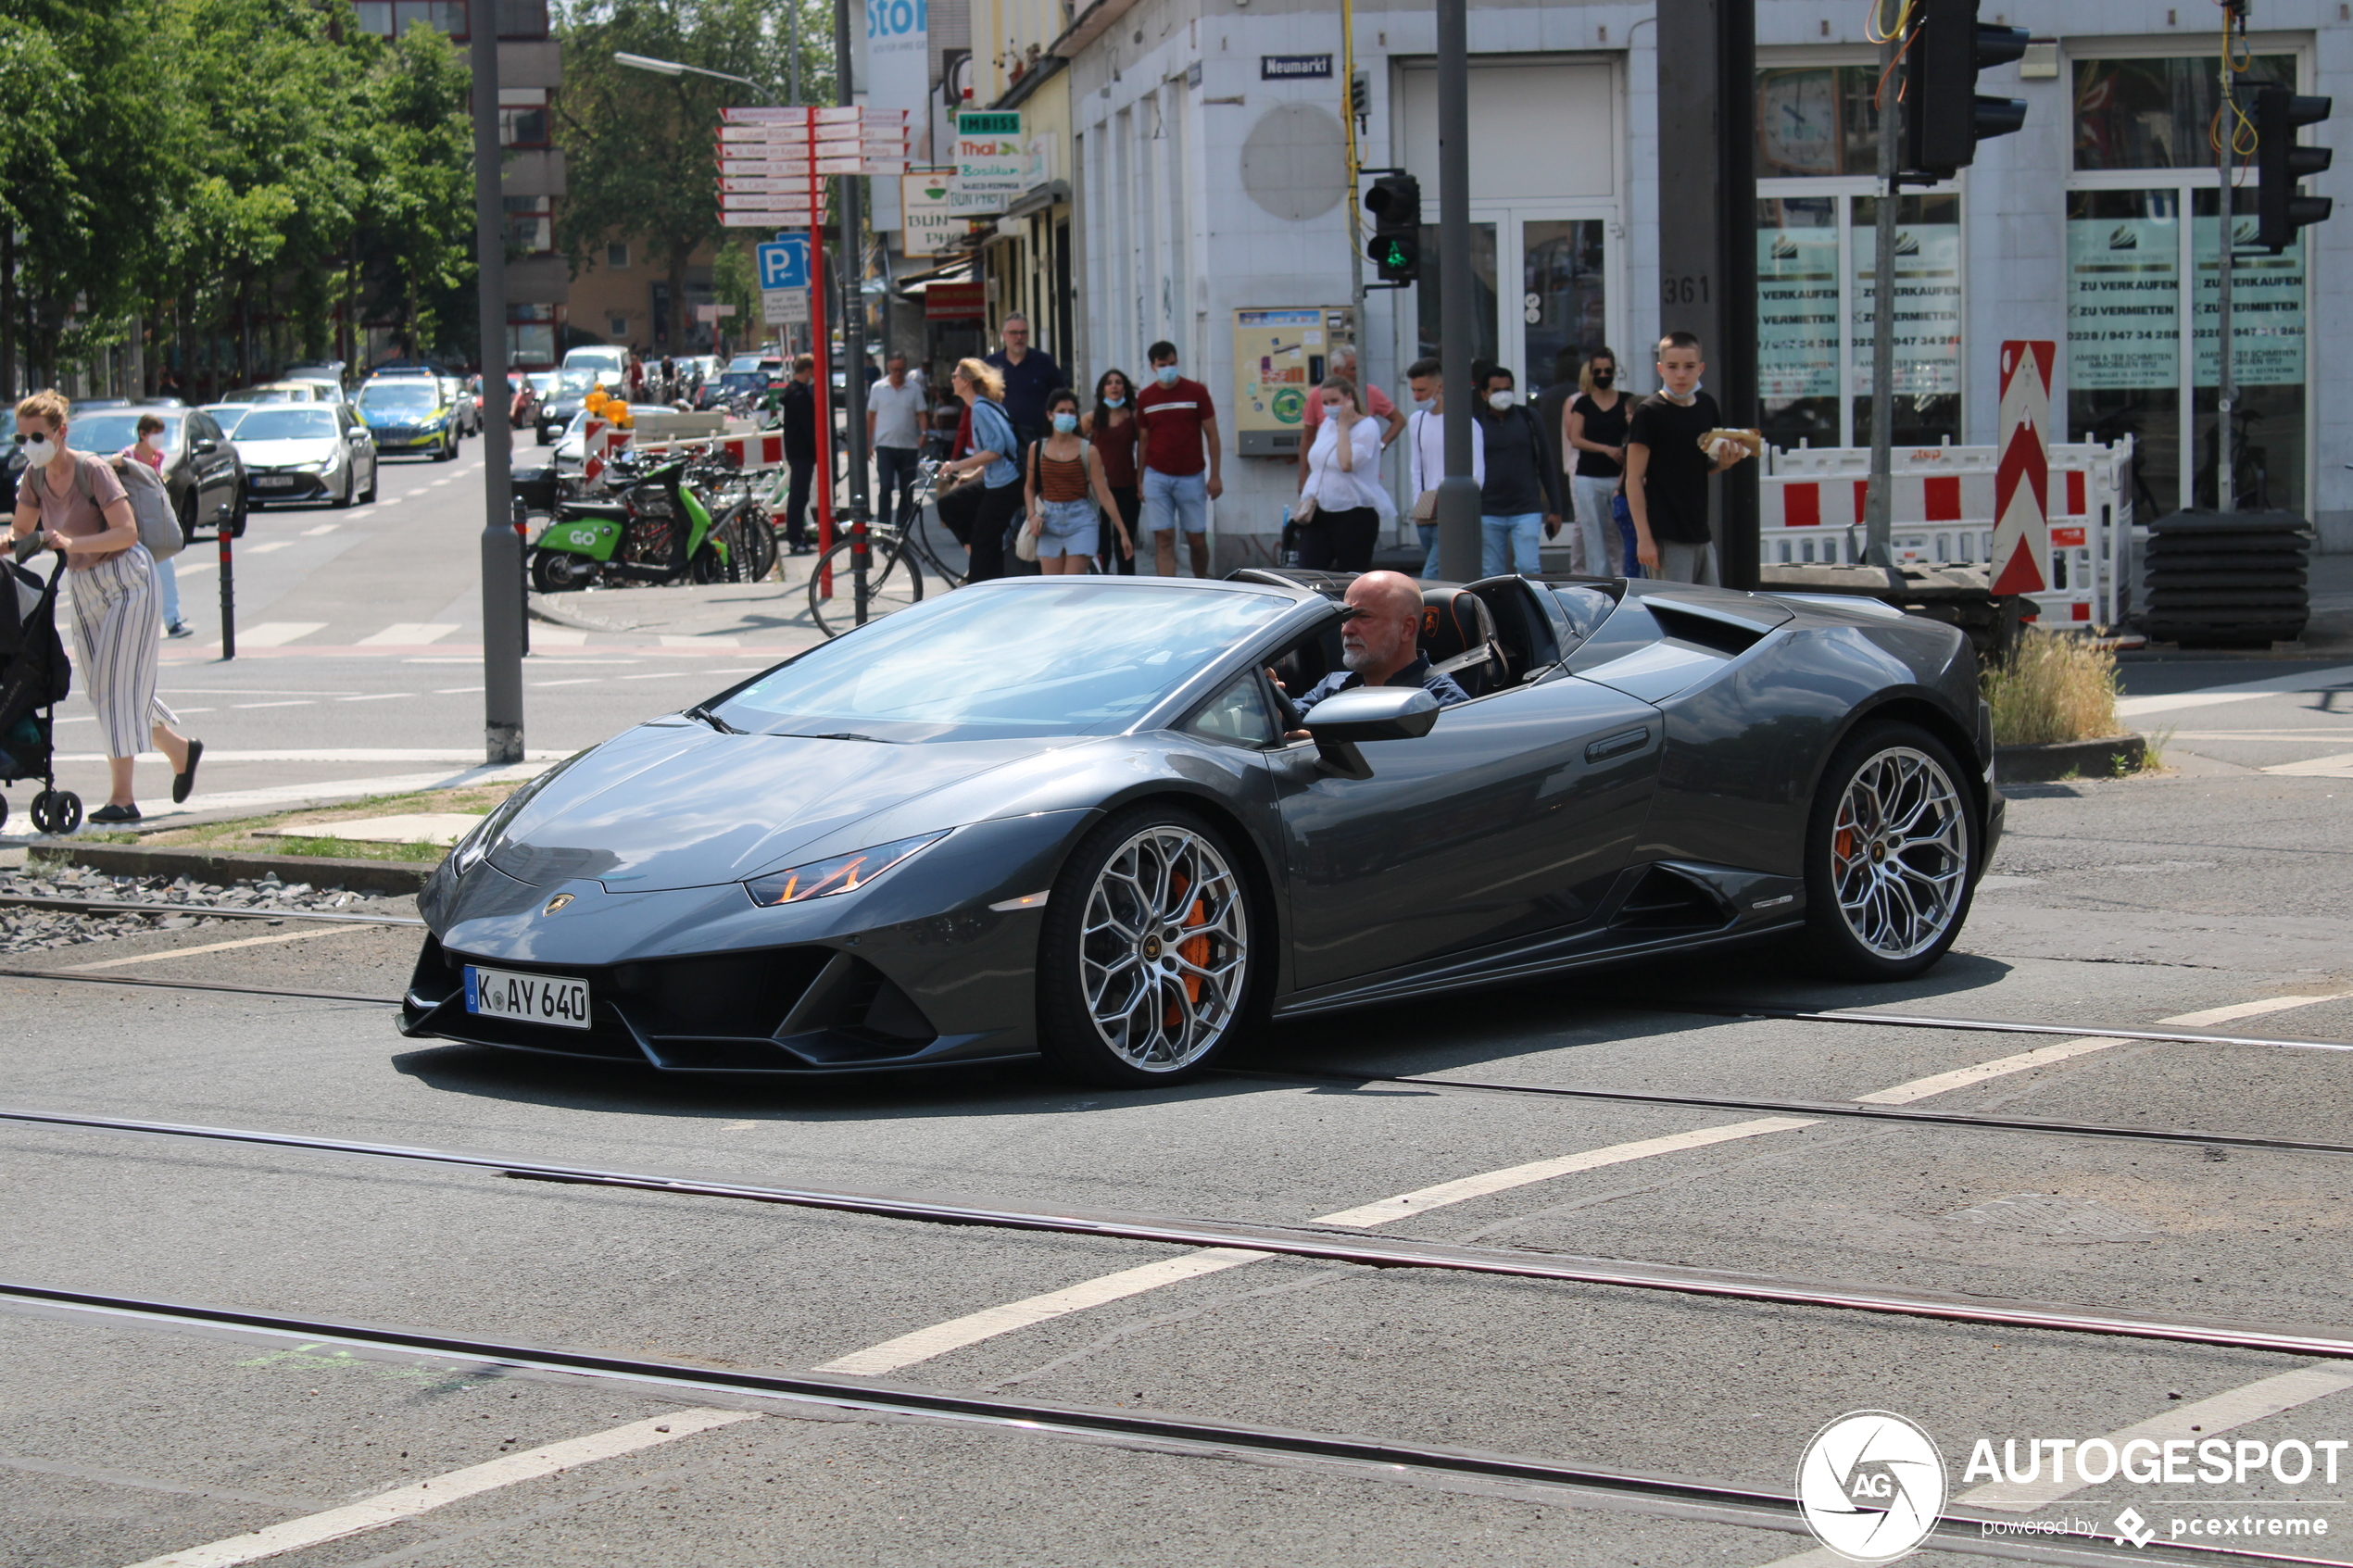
[{"xmin": 401, "ymin": 571, "xmax": 2002, "ymax": 1085}]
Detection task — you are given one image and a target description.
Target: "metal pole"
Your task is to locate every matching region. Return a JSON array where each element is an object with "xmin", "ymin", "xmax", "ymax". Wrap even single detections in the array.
[
  {"xmin": 473, "ymin": 5, "xmax": 523, "ymax": 763},
  {"xmin": 216, "ymin": 526, "xmax": 235, "ymax": 661},
  {"xmin": 1863, "ymin": 21, "xmax": 1900, "ymax": 569},
  {"xmin": 1717, "ymin": 0, "xmax": 1759, "ymax": 589},
  {"xmin": 2216, "ymin": 52, "xmax": 2236, "ymax": 512},
  {"xmin": 1340, "ymin": 0, "xmax": 1367, "ymax": 487},
  {"xmin": 1432, "ymin": 0, "xmax": 1480, "ymax": 582},
  {"xmin": 834, "ymin": 0, "xmax": 873, "ymax": 621}
]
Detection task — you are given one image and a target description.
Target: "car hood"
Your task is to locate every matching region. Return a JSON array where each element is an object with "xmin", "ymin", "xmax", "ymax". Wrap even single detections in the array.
[
  {"xmin": 484, "ymin": 721, "xmax": 1058, "ymax": 892},
  {"xmin": 238, "ymin": 437, "xmax": 340, "ymax": 466},
  {"xmin": 359, "ymin": 405, "xmax": 442, "ymax": 424}
]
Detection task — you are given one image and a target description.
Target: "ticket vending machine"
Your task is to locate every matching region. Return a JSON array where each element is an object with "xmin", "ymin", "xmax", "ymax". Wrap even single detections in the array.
[{"xmin": 1232, "ymin": 306, "xmax": 1356, "ymax": 457}]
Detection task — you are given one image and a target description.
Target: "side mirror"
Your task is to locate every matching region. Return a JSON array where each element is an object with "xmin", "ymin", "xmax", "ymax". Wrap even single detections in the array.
[
  {"xmin": 1302, "ymin": 685, "xmax": 1441, "ymax": 780},
  {"xmin": 193, "ymin": 437, "xmax": 218, "ymax": 454}
]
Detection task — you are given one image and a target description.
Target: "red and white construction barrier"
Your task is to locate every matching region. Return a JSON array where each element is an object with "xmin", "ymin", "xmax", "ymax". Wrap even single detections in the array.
[
  {"xmin": 1759, "ymin": 432, "xmax": 2134, "ymax": 627},
  {"xmin": 581, "ymin": 422, "xmax": 786, "ymax": 488}
]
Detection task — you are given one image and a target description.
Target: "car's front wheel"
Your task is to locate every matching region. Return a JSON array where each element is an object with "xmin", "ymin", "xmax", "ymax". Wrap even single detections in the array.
[
  {"xmin": 1037, "ymin": 806, "xmax": 1257, "ymax": 1086},
  {"xmin": 1801, "ymin": 721, "xmax": 1979, "ymax": 981}
]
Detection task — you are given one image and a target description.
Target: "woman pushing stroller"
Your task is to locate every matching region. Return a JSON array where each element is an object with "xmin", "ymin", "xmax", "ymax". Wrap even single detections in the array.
[{"xmin": 10, "ymin": 390, "xmax": 202, "ymax": 822}]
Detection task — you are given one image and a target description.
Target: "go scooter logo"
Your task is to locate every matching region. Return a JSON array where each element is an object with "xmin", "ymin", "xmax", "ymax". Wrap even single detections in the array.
[{"xmin": 1797, "ymin": 1411, "xmax": 1949, "ymax": 1562}]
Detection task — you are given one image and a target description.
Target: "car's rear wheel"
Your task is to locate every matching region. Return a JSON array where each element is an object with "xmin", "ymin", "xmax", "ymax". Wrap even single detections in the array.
[
  {"xmin": 1801, "ymin": 721, "xmax": 1978, "ymax": 981},
  {"xmin": 1038, "ymin": 806, "xmax": 1256, "ymax": 1086}
]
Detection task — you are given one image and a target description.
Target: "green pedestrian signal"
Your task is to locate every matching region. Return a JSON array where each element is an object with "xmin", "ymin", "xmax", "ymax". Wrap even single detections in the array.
[{"xmin": 1365, "ymin": 173, "xmax": 1422, "ymax": 285}]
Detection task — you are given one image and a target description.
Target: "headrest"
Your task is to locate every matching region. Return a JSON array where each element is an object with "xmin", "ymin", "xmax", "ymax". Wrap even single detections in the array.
[{"xmin": 1419, "ymin": 589, "xmax": 1495, "ymax": 662}]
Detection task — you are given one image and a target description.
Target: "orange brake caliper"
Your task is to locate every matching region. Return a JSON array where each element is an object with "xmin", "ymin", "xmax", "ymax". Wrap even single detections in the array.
[{"xmin": 1162, "ymin": 872, "xmax": 1211, "ymax": 1027}]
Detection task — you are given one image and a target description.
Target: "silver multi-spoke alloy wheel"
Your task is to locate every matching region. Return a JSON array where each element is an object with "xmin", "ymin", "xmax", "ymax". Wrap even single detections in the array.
[
  {"xmin": 1830, "ymin": 745, "xmax": 1970, "ymax": 960},
  {"xmin": 1077, "ymin": 824, "xmax": 1250, "ymax": 1073}
]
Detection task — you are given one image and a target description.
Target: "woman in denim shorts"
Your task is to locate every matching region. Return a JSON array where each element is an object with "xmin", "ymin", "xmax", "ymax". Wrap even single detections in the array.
[{"xmin": 1023, "ymin": 389, "xmax": 1130, "ymax": 575}]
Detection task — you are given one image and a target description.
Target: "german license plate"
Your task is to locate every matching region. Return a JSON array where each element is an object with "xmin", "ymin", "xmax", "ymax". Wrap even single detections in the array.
[
  {"xmin": 464, "ymin": 965, "xmax": 592, "ymax": 1030},
  {"xmin": 256, "ymin": 476, "xmax": 296, "ymax": 488}
]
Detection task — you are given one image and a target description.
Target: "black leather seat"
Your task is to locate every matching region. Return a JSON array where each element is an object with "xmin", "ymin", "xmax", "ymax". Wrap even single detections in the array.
[{"xmin": 1419, "ymin": 588, "xmax": 1504, "ymax": 696}]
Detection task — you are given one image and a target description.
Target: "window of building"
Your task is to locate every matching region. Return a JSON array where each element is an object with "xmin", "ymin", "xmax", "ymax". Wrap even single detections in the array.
[
  {"xmin": 609, "ymin": 315, "xmax": 630, "ymax": 338},
  {"xmin": 499, "ymin": 88, "xmax": 549, "ymax": 148},
  {"xmin": 509, "ymin": 304, "xmax": 557, "ymax": 369},
  {"xmin": 349, "ymin": 0, "xmax": 546, "ymax": 38},
  {"xmin": 503, "ymin": 195, "xmax": 552, "ymax": 255},
  {"xmin": 2066, "ymin": 53, "xmax": 2309, "ymax": 514},
  {"xmin": 607, "ymin": 243, "xmax": 631, "ymax": 270}
]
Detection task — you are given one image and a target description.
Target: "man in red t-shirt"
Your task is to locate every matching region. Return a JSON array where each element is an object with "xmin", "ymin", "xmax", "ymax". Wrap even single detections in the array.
[{"xmin": 1135, "ymin": 340, "xmax": 1222, "ymax": 577}]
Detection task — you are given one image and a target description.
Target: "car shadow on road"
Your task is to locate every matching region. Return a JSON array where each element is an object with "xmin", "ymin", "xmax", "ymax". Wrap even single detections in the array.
[{"xmin": 389, "ymin": 944, "xmax": 2015, "ymax": 1124}]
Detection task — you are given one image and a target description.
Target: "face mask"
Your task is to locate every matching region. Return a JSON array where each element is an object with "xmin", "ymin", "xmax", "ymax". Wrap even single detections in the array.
[
  {"xmin": 1051, "ymin": 412, "xmax": 1078, "ymax": 433},
  {"xmin": 1592, "ymin": 369, "xmax": 1615, "ymax": 388},
  {"xmin": 1154, "ymin": 365, "xmax": 1179, "ymax": 387},
  {"xmin": 145, "ymin": 432, "xmax": 169, "ymax": 453},
  {"xmin": 1412, "ymin": 396, "xmax": 1435, "ymax": 413},
  {"xmin": 1104, "ymin": 396, "xmax": 1126, "ymax": 408},
  {"xmin": 1488, "ymin": 390, "xmax": 1516, "ymax": 411},
  {"xmin": 19, "ymin": 433, "xmax": 56, "ymax": 468}
]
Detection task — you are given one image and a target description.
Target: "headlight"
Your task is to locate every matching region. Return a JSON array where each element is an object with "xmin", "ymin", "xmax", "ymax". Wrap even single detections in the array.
[{"xmin": 744, "ymin": 833, "xmax": 947, "ymax": 907}]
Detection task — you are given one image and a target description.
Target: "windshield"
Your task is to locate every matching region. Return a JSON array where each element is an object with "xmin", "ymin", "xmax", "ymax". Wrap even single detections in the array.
[
  {"xmin": 71, "ymin": 412, "xmax": 177, "ymax": 452},
  {"xmin": 359, "ymin": 383, "xmax": 439, "ymax": 410},
  {"xmin": 235, "ymin": 408, "xmax": 340, "ymax": 441},
  {"xmin": 553, "ymin": 370, "xmax": 596, "ymax": 396},
  {"xmin": 226, "ymin": 385, "xmax": 306, "ymax": 403},
  {"xmin": 727, "ymin": 355, "xmax": 767, "ymax": 372},
  {"xmin": 205, "ymin": 406, "xmax": 254, "ymax": 433},
  {"xmin": 712, "ymin": 583, "xmax": 1294, "ymax": 742}
]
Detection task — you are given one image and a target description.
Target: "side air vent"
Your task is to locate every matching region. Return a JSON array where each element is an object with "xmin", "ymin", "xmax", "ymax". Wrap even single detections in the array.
[
  {"xmin": 1648, "ymin": 602, "xmax": 1767, "ymax": 658},
  {"xmin": 1610, "ymin": 866, "xmax": 1736, "ymax": 931}
]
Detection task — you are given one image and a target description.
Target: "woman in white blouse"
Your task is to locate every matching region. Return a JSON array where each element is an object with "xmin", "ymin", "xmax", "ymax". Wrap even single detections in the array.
[{"xmin": 1292, "ymin": 376, "xmax": 1393, "ymax": 572}]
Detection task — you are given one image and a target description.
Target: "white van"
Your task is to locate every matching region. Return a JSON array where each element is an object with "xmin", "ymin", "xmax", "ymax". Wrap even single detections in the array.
[{"xmin": 561, "ymin": 345, "xmax": 629, "ymax": 388}]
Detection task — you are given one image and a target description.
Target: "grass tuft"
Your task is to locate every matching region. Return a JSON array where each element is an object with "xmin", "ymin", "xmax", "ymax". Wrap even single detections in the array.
[{"xmin": 1982, "ymin": 631, "xmax": 2120, "ymax": 747}]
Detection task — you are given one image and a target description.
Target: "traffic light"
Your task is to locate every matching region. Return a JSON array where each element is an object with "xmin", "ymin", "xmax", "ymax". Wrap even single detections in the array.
[
  {"xmin": 1365, "ymin": 172, "xmax": 1421, "ymax": 285},
  {"xmin": 2255, "ymin": 83, "xmax": 2334, "ymax": 253},
  {"xmin": 1902, "ymin": 0, "xmax": 2031, "ymax": 181}
]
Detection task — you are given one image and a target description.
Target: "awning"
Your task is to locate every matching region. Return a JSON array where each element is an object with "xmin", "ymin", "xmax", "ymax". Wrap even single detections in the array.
[
  {"xmin": 896, "ymin": 258, "xmax": 975, "ymax": 293},
  {"xmin": 999, "ymin": 180, "xmax": 1071, "ymax": 222}
]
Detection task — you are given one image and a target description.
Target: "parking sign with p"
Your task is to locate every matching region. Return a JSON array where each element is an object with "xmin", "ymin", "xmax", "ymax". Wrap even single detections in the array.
[{"xmin": 757, "ymin": 237, "xmax": 811, "ymax": 291}]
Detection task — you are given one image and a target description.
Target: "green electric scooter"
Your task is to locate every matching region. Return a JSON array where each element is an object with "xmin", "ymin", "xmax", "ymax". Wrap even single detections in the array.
[{"xmin": 529, "ymin": 456, "xmax": 735, "ymax": 594}]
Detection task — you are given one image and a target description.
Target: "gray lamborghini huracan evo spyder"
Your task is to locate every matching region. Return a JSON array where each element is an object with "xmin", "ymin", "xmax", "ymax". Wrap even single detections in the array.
[{"xmin": 401, "ymin": 571, "xmax": 2001, "ymax": 1085}]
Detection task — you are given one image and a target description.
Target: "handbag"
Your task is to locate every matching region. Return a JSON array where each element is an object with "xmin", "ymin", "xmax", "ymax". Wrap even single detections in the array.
[
  {"xmin": 1013, "ymin": 440, "xmax": 1044, "ymax": 561},
  {"xmin": 1410, "ymin": 490, "xmax": 1439, "ymax": 522}
]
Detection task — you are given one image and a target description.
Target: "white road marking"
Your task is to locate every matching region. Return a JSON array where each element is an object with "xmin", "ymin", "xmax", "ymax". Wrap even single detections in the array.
[
  {"xmin": 119, "ymin": 1409, "xmax": 757, "ymax": 1568},
  {"xmin": 621, "ymin": 671, "xmax": 695, "ymax": 680},
  {"xmin": 176, "ymin": 559, "xmax": 215, "ymax": 575},
  {"xmin": 67, "ymin": 925, "xmax": 366, "ymax": 971},
  {"xmin": 231, "ymin": 701, "xmax": 313, "ymax": 710},
  {"xmin": 2115, "ymin": 665, "xmax": 2353, "ymax": 719},
  {"xmin": 1853, "ymin": 993, "xmax": 2351, "ymax": 1106},
  {"xmin": 358, "ymin": 623, "xmax": 459, "ymax": 646},
  {"xmin": 244, "ymin": 542, "xmax": 295, "ymax": 556},
  {"xmin": 301, "ymin": 524, "xmax": 339, "ymax": 536},
  {"xmin": 2263, "ymin": 751, "xmax": 2353, "ymax": 778},
  {"xmin": 434, "ymin": 685, "xmax": 485, "ymax": 695},
  {"xmin": 337, "ymin": 692, "xmax": 410, "ymax": 702},
  {"xmin": 530, "ymin": 626, "xmax": 589, "ymax": 646},
  {"xmin": 661, "ymin": 634, "xmax": 739, "ymax": 648},
  {"xmin": 216, "ymin": 622, "xmax": 325, "ymax": 648},
  {"xmin": 529, "ymin": 678, "xmax": 601, "ymax": 687},
  {"xmin": 814, "ymin": 1118, "xmax": 1816, "ymax": 1377}
]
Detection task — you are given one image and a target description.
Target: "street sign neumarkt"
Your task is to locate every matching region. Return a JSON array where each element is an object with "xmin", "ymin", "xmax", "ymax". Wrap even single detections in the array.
[{"xmin": 757, "ymin": 237, "xmax": 812, "ymax": 291}]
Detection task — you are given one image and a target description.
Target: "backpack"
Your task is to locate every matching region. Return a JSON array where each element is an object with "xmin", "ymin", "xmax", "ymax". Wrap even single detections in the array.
[{"xmin": 72, "ymin": 453, "xmax": 184, "ymax": 560}]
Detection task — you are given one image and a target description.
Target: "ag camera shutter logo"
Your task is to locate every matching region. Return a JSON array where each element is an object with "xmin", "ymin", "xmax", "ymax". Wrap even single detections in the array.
[{"xmin": 1797, "ymin": 1411, "xmax": 1948, "ymax": 1562}]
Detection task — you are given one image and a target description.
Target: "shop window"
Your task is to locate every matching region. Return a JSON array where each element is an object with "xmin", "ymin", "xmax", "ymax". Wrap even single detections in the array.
[
  {"xmin": 2074, "ymin": 56, "xmax": 2296, "ymax": 170},
  {"xmin": 1756, "ymin": 195, "xmax": 1840, "ymax": 449},
  {"xmin": 1851, "ymin": 193, "xmax": 1960, "ymax": 447},
  {"xmin": 1755, "ymin": 67, "xmax": 1881, "ymax": 179}
]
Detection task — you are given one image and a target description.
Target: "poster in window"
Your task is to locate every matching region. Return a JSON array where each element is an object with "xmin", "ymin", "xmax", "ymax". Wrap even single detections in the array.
[
  {"xmin": 1757, "ymin": 219, "xmax": 1839, "ymax": 399},
  {"xmin": 2067, "ymin": 215, "xmax": 2180, "ymax": 391},
  {"xmin": 2192, "ymin": 221, "xmax": 2303, "ymax": 387},
  {"xmin": 1852, "ymin": 213, "xmax": 1961, "ymax": 395}
]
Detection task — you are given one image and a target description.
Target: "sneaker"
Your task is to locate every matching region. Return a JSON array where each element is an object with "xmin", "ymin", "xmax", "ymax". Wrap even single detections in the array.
[{"xmin": 166, "ymin": 621, "xmax": 195, "ymax": 639}]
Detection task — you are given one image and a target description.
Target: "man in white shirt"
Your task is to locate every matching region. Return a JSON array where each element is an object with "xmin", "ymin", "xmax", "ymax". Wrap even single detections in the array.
[
  {"xmin": 865, "ymin": 354, "xmax": 927, "ymax": 528},
  {"xmin": 1403, "ymin": 357, "xmax": 1484, "ymax": 581}
]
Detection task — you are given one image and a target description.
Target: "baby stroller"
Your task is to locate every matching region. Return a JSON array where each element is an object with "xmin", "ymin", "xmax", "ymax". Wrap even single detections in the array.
[{"xmin": 0, "ymin": 537, "xmax": 84, "ymax": 835}]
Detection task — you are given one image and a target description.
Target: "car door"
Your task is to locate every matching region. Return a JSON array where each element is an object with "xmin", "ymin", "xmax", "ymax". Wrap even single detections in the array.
[
  {"xmin": 188, "ymin": 414, "xmax": 231, "ymax": 522},
  {"xmin": 1271, "ymin": 671, "xmax": 1664, "ymax": 992}
]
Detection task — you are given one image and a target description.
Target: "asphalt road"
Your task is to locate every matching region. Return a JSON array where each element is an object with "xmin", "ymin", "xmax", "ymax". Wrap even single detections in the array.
[{"xmin": 4, "ymin": 447, "xmax": 2353, "ymax": 1564}]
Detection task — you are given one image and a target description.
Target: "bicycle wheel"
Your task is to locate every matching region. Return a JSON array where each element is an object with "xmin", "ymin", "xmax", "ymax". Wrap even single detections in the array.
[
  {"xmin": 906, "ymin": 505, "xmax": 966, "ymax": 588},
  {"xmin": 807, "ymin": 535, "xmax": 924, "ymax": 637},
  {"xmin": 716, "ymin": 501, "xmax": 777, "ymax": 581}
]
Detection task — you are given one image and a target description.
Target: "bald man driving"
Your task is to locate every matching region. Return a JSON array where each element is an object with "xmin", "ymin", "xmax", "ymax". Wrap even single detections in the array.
[{"xmin": 1276, "ymin": 571, "xmax": 1471, "ymax": 732}]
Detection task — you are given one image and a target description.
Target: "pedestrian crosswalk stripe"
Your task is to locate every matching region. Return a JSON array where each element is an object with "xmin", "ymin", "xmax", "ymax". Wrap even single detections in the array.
[
  {"xmin": 217, "ymin": 622, "xmax": 326, "ymax": 647},
  {"xmin": 357, "ymin": 623, "xmax": 459, "ymax": 646}
]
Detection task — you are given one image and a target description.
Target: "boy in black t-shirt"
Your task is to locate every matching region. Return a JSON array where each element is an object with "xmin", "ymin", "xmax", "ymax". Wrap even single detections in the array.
[{"xmin": 1621, "ymin": 331, "xmax": 1752, "ymax": 584}]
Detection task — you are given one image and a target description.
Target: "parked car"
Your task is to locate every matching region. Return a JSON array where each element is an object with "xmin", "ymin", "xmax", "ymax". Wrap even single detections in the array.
[
  {"xmin": 236, "ymin": 402, "xmax": 378, "ymax": 508},
  {"xmin": 222, "ymin": 381, "xmax": 328, "ymax": 405},
  {"xmin": 355, "ymin": 377, "xmax": 462, "ymax": 461},
  {"xmin": 716, "ymin": 353, "xmax": 782, "ymax": 405},
  {"xmin": 535, "ymin": 370, "xmax": 599, "ymax": 445},
  {"xmin": 443, "ymin": 373, "xmax": 483, "ymax": 436},
  {"xmin": 283, "ymin": 360, "xmax": 352, "ymax": 395},
  {"xmin": 47, "ymin": 404, "xmax": 248, "ymax": 538}
]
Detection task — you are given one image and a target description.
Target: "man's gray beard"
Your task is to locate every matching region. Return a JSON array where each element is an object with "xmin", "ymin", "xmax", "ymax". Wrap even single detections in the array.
[{"xmin": 1340, "ymin": 646, "xmax": 1373, "ymax": 671}]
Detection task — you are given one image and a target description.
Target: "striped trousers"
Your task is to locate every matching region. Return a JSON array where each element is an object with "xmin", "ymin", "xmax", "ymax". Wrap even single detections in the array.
[{"xmin": 69, "ymin": 546, "xmax": 179, "ymax": 760}]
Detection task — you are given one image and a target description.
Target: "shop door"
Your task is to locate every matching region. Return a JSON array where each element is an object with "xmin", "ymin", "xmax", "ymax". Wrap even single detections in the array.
[{"xmin": 1415, "ymin": 213, "xmax": 1616, "ymax": 395}]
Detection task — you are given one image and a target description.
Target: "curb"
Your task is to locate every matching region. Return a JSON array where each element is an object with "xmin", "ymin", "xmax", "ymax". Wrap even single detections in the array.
[
  {"xmin": 28, "ymin": 841, "xmax": 436, "ymax": 895},
  {"xmin": 526, "ymin": 593, "xmax": 635, "ymax": 633},
  {"xmin": 1996, "ymin": 733, "xmax": 2147, "ymax": 784}
]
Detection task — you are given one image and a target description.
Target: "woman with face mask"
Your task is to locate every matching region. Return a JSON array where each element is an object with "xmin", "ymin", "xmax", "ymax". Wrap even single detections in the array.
[
  {"xmin": 1080, "ymin": 370, "xmax": 1142, "ymax": 575},
  {"xmin": 1475, "ymin": 369, "xmax": 1565, "ymax": 576},
  {"xmin": 9, "ymin": 390, "xmax": 202, "ymax": 822},
  {"xmin": 1293, "ymin": 376, "xmax": 1393, "ymax": 572},
  {"xmin": 1566, "ymin": 347, "xmax": 1630, "ymax": 576},
  {"xmin": 1023, "ymin": 389, "xmax": 1129, "ymax": 577},
  {"xmin": 128, "ymin": 414, "xmax": 194, "ymax": 639}
]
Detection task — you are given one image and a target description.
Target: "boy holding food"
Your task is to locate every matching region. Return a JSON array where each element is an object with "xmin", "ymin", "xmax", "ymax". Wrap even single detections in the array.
[{"xmin": 1620, "ymin": 331, "xmax": 1757, "ymax": 584}]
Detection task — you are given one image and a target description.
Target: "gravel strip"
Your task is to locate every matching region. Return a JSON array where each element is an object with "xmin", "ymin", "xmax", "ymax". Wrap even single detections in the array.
[{"xmin": 0, "ymin": 865, "xmax": 414, "ymax": 955}]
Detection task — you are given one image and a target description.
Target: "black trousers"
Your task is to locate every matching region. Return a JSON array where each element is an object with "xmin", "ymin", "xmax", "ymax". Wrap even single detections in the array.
[
  {"xmin": 1099, "ymin": 484, "xmax": 1140, "ymax": 574},
  {"xmin": 875, "ymin": 445, "xmax": 920, "ymax": 529},
  {"xmin": 1294, "ymin": 506, "xmax": 1380, "ymax": 572},
  {"xmin": 966, "ymin": 482, "xmax": 1025, "ymax": 582},
  {"xmin": 784, "ymin": 457, "xmax": 815, "ymax": 547}
]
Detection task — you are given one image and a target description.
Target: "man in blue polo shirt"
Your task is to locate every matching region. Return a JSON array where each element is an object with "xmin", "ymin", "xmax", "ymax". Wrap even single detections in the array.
[{"xmin": 983, "ymin": 314, "xmax": 1064, "ymax": 449}]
